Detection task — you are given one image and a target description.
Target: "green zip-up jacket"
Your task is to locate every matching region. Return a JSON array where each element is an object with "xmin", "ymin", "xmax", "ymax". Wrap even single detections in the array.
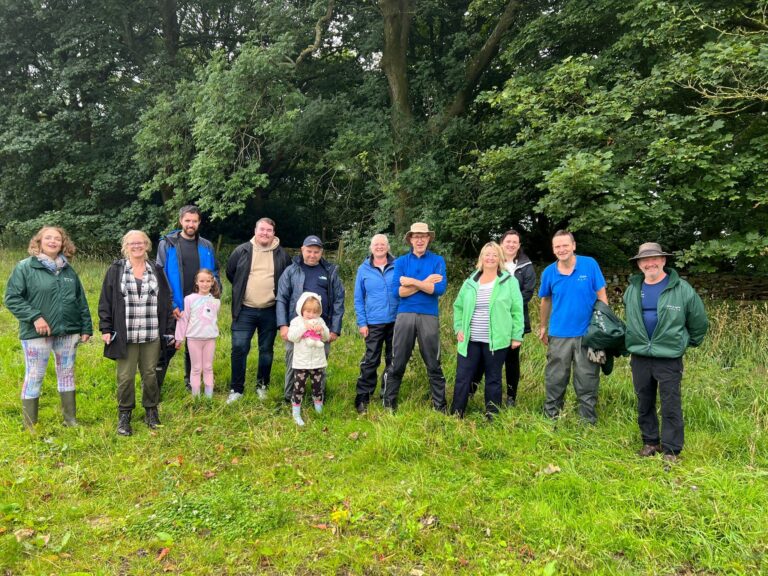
[
  {"xmin": 5, "ymin": 256, "xmax": 93, "ymax": 340},
  {"xmin": 453, "ymin": 270, "xmax": 524, "ymax": 357},
  {"xmin": 623, "ymin": 267, "xmax": 708, "ymax": 358}
]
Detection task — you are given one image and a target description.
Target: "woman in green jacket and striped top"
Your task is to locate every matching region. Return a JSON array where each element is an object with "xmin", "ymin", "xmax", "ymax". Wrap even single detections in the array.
[{"xmin": 452, "ymin": 242, "xmax": 524, "ymax": 419}]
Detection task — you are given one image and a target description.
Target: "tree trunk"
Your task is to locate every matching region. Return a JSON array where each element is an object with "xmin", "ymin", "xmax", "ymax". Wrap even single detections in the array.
[
  {"xmin": 160, "ymin": 0, "xmax": 179, "ymax": 63},
  {"xmin": 379, "ymin": 0, "xmax": 413, "ymax": 236},
  {"xmin": 380, "ymin": 0, "xmax": 413, "ymax": 126}
]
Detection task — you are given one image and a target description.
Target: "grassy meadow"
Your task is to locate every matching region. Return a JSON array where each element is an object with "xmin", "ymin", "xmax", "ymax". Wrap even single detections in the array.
[{"xmin": 0, "ymin": 250, "xmax": 766, "ymax": 575}]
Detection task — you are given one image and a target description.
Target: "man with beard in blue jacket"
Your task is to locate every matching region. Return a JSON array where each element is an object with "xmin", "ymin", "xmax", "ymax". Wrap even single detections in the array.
[{"xmin": 156, "ymin": 205, "xmax": 220, "ymax": 391}]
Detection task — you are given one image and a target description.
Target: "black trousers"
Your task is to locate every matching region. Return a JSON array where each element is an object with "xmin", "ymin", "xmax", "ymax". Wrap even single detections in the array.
[
  {"xmin": 630, "ymin": 355, "xmax": 685, "ymax": 455},
  {"xmin": 354, "ymin": 323, "xmax": 394, "ymax": 407},
  {"xmin": 156, "ymin": 342, "xmax": 190, "ymax": 390},
  {"xmin": 471, "ymin": 345, "xmax": 521, "ymax": 401},
  {"xmin": 452, "ymin": 341, "xmax": 507, "ymax": 417}
]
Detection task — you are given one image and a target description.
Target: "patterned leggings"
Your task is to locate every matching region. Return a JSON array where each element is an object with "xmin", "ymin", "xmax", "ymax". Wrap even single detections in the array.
[
  {"xmin": 21, "ymin": 334, "xmax": 80, "ymax": 399},
  {"xmin": 292, "ymin": 368, "xmax": 324, "ymax": 405}
]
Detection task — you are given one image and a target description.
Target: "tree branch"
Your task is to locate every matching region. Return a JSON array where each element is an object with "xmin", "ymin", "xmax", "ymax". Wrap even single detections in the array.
[
  {"xmin": 439, "ymin": 0, "xmax": 523, "ymax": 126},
  {"xmin": 296, "ymin": 0, "xmax": 336, "ymax": 65}
]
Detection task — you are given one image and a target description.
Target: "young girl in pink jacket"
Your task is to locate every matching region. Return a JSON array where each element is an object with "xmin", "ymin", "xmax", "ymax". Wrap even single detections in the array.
[{"xmin": 175, "ymin": 269, "xmax": 221, "ymax": 398}]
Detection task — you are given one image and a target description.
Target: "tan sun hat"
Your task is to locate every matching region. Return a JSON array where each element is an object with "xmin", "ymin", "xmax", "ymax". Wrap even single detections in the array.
[
  {"xmin": 404, "ymin": 222, "xmax": 436, "ymax": 243},
  {"xmin": 630, "ymin": 242, "xmax": 674, "ymax": 260}
]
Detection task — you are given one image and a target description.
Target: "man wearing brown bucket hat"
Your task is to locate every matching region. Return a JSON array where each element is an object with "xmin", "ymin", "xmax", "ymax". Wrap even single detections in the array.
[
  {"xmin": 623, "ymin": 242, "xmax": 708, "ymax": 463},
  {"xmin": 382, "ymin": 222, "xmax": 448, "ymax": 412}
]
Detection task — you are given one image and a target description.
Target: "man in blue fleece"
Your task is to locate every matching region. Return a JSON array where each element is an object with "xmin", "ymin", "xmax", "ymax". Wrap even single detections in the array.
[{"xmin": 382, "ymin": 222, "xmax": 448, "ymax": 412}]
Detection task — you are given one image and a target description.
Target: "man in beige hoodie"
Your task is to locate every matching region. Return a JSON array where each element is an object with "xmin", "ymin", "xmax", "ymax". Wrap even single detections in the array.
[{"xmin": 226, "ymin": 217, "xmax": 291, "ymax": 403}]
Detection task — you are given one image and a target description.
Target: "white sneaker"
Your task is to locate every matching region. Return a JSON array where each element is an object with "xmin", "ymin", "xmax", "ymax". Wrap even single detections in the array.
[
  {"xmin": 256, "ymin": 386, "xmax": 268, "ymax": 400},
  {"xmin": 226, "ymin": 391, "xmax": 243, "ymax": 404}
]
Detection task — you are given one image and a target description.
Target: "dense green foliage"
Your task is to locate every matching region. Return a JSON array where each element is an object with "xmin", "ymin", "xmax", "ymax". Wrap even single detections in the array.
[
  {"xmin": 1, "ymin": 1, "xmax": 767, "ymax": 269},
  {"xmin": 1, "ymin": 253, "xmax": 767, "ymax": 574}
]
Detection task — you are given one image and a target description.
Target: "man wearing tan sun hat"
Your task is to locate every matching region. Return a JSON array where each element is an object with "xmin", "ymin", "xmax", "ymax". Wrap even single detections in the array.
[
  {"xmin": 382, "ymin": 222, "xmax": 448, "ymax": 412},
  {"xmin": 623, "ymin": 242, "xmax": 708, "ymax": 463}
]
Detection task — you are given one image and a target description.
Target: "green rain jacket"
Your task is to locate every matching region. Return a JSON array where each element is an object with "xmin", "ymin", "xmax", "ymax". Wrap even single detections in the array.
[
  {"xmin": 453, "ymin": 270, "xmax": 524, "ymax": 357},
  {"xmin": 5, "ymin": 256, "xmax": 93, "ymax": 340},
  {"xmin": 623, "ymin": 267, "xmax": 708, "ymax": 358}
]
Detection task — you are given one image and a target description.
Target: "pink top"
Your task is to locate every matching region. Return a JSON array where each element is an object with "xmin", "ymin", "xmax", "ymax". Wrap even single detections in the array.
[{"xmin": 175, "ymin": 293, "xmax": 220, "ymax": 341}]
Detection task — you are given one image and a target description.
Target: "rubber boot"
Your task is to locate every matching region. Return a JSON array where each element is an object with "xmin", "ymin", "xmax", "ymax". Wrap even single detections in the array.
[
  {"xmin": 22, "ymin": 398, "xmax": 39, "ymax": 430},
  {"xmin": 292, "ymin": 404, "xmax": 305, "ymax": 427},
  {"xmin": 60, "ymin": 391, "xmax": 78, "ymax": 426}
]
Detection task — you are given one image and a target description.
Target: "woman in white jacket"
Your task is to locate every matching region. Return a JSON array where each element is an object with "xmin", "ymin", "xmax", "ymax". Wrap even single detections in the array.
[{"xmin": 287, "ymin": 292, "xmax": 330, "ymax": 426}]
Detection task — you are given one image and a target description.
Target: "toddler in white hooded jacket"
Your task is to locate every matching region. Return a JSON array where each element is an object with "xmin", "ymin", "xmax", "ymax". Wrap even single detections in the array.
[{"xmin": 287, "ymin": 292, "xmax": 330, "ymax": 425}]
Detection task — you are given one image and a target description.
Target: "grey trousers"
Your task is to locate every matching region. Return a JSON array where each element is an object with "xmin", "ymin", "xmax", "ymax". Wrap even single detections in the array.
[
  {"xmin": 117, "ymin": 340, "xmax": 161, "ymax": 411},
  {"xmin": 382, "ymin": 313, "xmax": 447, "ymax": 411},
  {"xmin": 283, "ymin": 341, "xmax": 331, "ymax": 402},
  {"xmin": 543, "ymin": 336, "xmax": 600, "ymax": 423}
]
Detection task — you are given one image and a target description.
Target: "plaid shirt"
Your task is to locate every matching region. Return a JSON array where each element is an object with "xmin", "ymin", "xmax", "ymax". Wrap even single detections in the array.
[{"xmin": 121, "ymin": 260, "xmax": 159, "ymax": 344}]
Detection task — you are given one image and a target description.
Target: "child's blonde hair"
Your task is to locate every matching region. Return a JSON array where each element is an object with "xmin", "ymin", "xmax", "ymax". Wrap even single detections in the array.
[
  {"xmin": 193, "ymin": 268, "xmax": 221, "ymax": 298},
  {"xmin": 301, "ymin": 296, "xmax": 322, "ymax": 315}
]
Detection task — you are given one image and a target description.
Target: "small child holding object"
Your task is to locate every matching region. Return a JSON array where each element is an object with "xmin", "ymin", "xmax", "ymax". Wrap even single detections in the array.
[
  {"xmin": 174, "ymin": 269, "xmax": 221, "ymax": 398},
  {"xmin": 287, "ymin": 292, "xmax": 330, "ymax": 426}
]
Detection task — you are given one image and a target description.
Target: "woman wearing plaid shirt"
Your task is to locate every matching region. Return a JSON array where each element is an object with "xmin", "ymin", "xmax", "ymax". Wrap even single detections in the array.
[{"xmin": 98, "ymin": 230, "xmax": 175, "ymax": 436}]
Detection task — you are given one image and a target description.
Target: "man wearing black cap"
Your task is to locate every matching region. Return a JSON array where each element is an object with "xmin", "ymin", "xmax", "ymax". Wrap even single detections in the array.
[
  {"xmin": 624, "ymin": 242, "xmax": 708, "ymax": 463},
  {"xmin": 276, "ymin": 235, "xmax": 345, "ymax": 402}
]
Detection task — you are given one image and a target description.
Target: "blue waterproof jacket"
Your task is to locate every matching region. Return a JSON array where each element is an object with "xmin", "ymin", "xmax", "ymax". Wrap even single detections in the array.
[
  {"xmin": 156, "ymin": 230, "xmax": 220, "ymax": 311},
  {"xmin": 276, "ymin": 256, "xmax": 345, "ymax": 335},
  {"xmin": 354, "ymin": 254, "xmax": 397, "ymax": 327}
]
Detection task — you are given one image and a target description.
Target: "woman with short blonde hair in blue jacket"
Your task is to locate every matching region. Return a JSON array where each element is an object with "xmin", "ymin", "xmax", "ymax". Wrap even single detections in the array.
[
  {"xmin": 352, "ymin": 234, "xmax": 398, "ymax": 413},
  {"xmin": 452, "ymin": 242, "xmax": 524, "ymax": 420}
]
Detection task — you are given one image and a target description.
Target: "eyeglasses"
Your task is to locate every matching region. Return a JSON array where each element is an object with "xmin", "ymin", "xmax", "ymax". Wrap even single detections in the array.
[{"xmin": 127, "ymin": 242, "xmax": 146, "ymax": 247}]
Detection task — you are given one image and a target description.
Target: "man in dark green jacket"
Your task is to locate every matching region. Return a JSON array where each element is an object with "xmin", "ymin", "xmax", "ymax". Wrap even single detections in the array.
[{"xmin": 623, "ymin": 242, "xmax": 708, "ymax": 462}]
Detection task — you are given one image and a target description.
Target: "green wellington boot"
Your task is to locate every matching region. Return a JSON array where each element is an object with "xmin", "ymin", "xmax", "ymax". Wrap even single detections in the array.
[
  {"xmin": 22, "ymin": 398, "xmax": 39, "ymax": 430},
  {"xmin": 60, "ymin": 391, "xmax": 78, "ymax": 426}
]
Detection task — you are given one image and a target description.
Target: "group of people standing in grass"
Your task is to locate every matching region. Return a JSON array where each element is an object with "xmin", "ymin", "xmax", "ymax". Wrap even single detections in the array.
[{"xmin": 4, "ymin": 209, "xmax": 709, "ymax": 462}]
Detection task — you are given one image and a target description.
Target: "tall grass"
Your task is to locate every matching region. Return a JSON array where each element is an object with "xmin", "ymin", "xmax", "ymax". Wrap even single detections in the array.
[{"xmin": 0, "ymin": 251, "xmax": 766, "ymax": 575}]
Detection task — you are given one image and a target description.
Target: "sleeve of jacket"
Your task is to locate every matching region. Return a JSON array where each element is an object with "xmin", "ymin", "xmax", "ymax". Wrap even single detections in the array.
[
  {"xmin": 98, "ymin": 266, "xmax": 115, "ymax": 334},
  {"xmin": 4, "ymin": 262, "xmax": 42, "ymax": 323},
  {"xmin": 163, "ymin": 282, "xmax": 176, "ymax": 337},
  {"xmin": 276, "ymin": 266, "xmax": 292, "ymax": 327},
  {"xmin": 330, "ymin": 269, "xmax": 345, "ymax": 334},
  {"xmin": 156, "ymin": 239, "xmax": 168, "ymax": 270},
  {"xmin": 432, "ymin": 256, "xmax": 448, "ymax": 296},
  {"xmin": 452, "ymin": 283, "xmax": 466, "ymax": 334},
  {"xmin": 287, "ymin": 316, "xmax": 305, "ymax": 343},
  {"xmin": 210, "ymin": 246, "xmax": 221, "ymax": 289},
  {"xmin": 509, "ymin": 278, "xmax": 525, "ymax": 341},
  {"xmin": 320, "ymin": 318, "xmax": 331, "ymax": 342},
  {"xmin": 353, "ymin": 266, "xmax": 367, "ymax": 327},
  {"xmin": 225, "ymin": 246, "xmax": 241, "ymax": 284},
  {"xmin": 519, "ymin": 265, "xmax": 537, "ymax": 304},
  {"xmin": 75, "ymin": 274, "xmax": 93, "ymax": 335},
  {"xmin": 685, "ymin": 288, "xmax": 708, "ymax": 347}
]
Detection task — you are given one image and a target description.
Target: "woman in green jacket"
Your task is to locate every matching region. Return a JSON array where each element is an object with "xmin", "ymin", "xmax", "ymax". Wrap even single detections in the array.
[
  {"xmin": 4, "ymin": 226, "xmax": 93, "ymax": 429},
  {"xmin": 452, "ymin": 242, "xmax": 524, "ymax": 419}
]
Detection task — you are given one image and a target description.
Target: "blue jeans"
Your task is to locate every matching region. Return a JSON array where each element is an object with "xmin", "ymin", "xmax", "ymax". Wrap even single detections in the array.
[{"xmin": 230, "ymin": 305, "xmax": 278, "ymax": 393}]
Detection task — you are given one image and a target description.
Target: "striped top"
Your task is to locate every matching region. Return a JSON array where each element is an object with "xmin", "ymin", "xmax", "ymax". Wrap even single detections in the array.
[{"xmin": 469, "ymin": 281, "xmax": 494, "ymax": 343}]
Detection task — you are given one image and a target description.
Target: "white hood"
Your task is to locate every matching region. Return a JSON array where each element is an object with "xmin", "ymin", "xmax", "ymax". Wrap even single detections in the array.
[{"xmin": 295, "ymin": 291, "xmax": 323, "ymax": 316}]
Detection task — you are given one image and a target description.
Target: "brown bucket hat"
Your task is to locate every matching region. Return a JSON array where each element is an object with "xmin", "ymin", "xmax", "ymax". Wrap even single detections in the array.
[
  {"xmin": 630, "ymin": 242, "xmax": 674, "ymax": 260},
  {"xmin": 404, "ymin": 222, "xmax": 436, "ymax": 243}
]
